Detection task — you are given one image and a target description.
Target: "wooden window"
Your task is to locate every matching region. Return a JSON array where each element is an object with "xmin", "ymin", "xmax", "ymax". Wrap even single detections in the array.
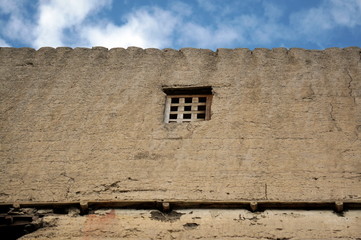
[{"xmin": 163, "ymin": 87, "xmax": 212, "ymax": 123}]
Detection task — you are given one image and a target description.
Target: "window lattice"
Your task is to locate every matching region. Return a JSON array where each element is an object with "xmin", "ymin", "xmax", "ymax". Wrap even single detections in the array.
[{"xmin": 164, "ymin": 95, "xmax": 212, "ymax": 123}]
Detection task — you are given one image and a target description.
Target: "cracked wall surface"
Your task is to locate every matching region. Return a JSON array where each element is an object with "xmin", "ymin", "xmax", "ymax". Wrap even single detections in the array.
[{"xmin": 0, "ymin": 47, "xmax": 361, "ymax": 203}]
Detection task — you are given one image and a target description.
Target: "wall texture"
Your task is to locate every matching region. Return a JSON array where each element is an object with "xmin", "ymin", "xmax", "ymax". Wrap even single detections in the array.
[
  {"xmin": 1, "ymin": 47, "xmax": 361, "ymax": 203},
  {"xmin": 20, "ymin": 209, "xmax": 361, "ymax": 240}
]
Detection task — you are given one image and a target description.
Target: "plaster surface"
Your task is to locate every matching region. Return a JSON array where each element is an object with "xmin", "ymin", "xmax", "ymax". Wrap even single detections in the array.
[
  {"xmin": 0, "ymin": 47, "xmax": 360, "ymax": 202},
  {"xmin": 20, "ymin": 209, "xmax": 361, "ymax": 240}
]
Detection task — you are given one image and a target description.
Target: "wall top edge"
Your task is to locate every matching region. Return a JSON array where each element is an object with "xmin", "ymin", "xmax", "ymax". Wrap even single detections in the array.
[{"xmin": 0, "ymin": 46, "xmax": 360, "ymax": 53}]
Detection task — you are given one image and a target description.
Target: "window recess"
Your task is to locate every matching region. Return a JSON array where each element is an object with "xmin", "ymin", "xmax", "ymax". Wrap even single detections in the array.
[{"xmin": 163, "ymin": 87, "xmax": 212, "ymax": 123}]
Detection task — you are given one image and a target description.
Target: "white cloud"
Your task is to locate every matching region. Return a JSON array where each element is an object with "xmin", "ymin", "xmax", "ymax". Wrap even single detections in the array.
[
  {"xmin": 252, "ymin": 24, "xmax": 286, "ymax": 44},
  {"xmin": 176, "ymin": 1, "xmax": 290, "ymax": 48},
  {"xmin": 231, "ymin": 13, "xmax": 290, "ymax": 46},
  {"xmin": 329, "ymin": 0, "xmax": 361, "ymax": 27},
  {"xmin": 0, "ymin": 38, "xmax": 10, "ymax": 47},
  {"xmin": 170, "ymin": 1, "xmax": 192, "ymax": 17},
  {"xmin": 82, "ymin": 7, "xmax": 179, "ymax": 49},
  {"xmin": 178, "ymin": 22, "xmax": 240, "ymax": 49},
  {"xmin": 291, "ymin": 7, "xmax": 332, "ymax": 35},
  {"xmin": 0, "ymin": 0, "xmax": 22, "ymax": 13},
  {"xmin": 0, "ymin": 0, "xmax": 34, "ymax": 42},
  {"xmin": 0, "ymin": 0, "xmax": 360, "ymax": 49},
  {"xmin": 196, "ymin": 0, "xmax": 217, "ymax": 12},
  {"xmin": 34, "ymin": 0, "xmax": 111, "ymax": 48},
  {"xmin": 0, "ymin": 0, "xmax": 12, "ymax": 13},
  {"xmin": 291, "ymin": 0, "xmax": 361, "ymax": 34},
  {"xmin": 262, "ymin": 1, "xmax": 283, "ymax": 21},
  {"xmin": 286, "ymin": 0, "xmax": 361, "ymax": 47}
]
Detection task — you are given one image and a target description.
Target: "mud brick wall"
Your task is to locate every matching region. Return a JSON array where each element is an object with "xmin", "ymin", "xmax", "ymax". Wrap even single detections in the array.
[
  {"xmin": 20, "ymin": 209, "xmax": 361, "ymax": 240},
  {"xmin": 1, "ymin": 47, "xmax": 360, "ymax": 202}
]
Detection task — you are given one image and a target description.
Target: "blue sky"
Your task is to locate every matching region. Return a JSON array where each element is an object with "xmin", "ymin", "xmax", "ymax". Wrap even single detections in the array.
[{"xmin": 0, "ymin": 0, "xmax": 360, "ymax": 50}]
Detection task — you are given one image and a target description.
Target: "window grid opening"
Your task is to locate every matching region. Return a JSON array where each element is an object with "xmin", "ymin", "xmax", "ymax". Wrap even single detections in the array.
[{"xmin": 164, "ymin": 95, "xmax": 212, "ymax": 123}]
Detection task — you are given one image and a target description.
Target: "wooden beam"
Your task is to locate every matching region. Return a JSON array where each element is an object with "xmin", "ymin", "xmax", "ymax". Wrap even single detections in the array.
[{"xmin": 1, "ymin": 200, "xmax": 360, "ymax": 213}]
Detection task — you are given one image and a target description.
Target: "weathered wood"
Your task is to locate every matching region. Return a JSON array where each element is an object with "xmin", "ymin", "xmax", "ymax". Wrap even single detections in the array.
[
  {"xmin": 250, "ymin": 201, "xmax": 258, "ymax": 212},
  {"xmin": 335, "ymin": 201, "xmax": 344, "ymax": 213},
  {"xmin": 79, "ymin": 201, "xmax": 89, "ymax": 215},
  {"xmin": 1, "ymin": 200, "xmax": 360, "ymax": 212}
]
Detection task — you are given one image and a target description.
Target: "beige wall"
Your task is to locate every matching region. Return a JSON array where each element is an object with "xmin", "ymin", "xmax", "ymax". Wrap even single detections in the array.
[
  {"xmin": 1, "ymin": 47, "xmax": 360, "ymax": 202},
  {"xmin": 20, "ymin": 209, "xmax": 361, "ymax": 240}
]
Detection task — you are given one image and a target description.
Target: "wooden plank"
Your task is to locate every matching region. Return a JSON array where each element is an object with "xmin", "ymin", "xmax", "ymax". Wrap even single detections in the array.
[
  {"xmin": 169, "ymin": 110, "xmax": 206, "ymax": 114},
  {"xmin": 177, "ymin": 97, "xmax": 185, "ymax": 123},
  {"xmin": 205, "ymin": 95, "xmax": 212, "ymax": 120},
  {"xmin": 167, "ymin": 94, "xmax": 211, "ymax": 98},
  {"xmin": 0, "ymin": 200, "xmax": 360, "ymax": 211},
  {"xmin": 169, "ymin": 119, "xmax": 204, "ymax": 122},
  {"xmin": 164, "ymin": 97, "xmax": 172, "ymax": 123},
  {"xmin": 170, "ymin": 103, "xmax": 207, "ymax": 106}
]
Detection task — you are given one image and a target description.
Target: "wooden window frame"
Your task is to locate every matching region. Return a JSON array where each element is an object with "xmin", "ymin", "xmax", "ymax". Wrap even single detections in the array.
[{"xmin": 164, "ymin": 94, "xmax": 212, "ymax": 123}]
